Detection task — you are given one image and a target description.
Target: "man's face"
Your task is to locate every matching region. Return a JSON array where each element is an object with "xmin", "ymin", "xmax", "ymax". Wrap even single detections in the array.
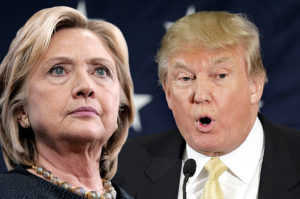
[{"xmin": 164, "ymin": 46, "xmax": 264, "ymax": 156}]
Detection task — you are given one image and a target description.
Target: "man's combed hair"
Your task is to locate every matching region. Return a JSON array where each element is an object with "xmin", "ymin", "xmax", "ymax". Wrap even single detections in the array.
[
  {"xmin": 0, "ymin": 6, "xmax": 134, "ymax": 180},
  {"xmin": 156, "ymin": 11, "xmax": 267, "ymax": 84}
]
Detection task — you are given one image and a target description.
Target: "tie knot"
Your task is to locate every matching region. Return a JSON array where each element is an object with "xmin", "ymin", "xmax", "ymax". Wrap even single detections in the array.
[{"xmin": 204, "ymin": 157, "xmax": 227, "ymax": 180}]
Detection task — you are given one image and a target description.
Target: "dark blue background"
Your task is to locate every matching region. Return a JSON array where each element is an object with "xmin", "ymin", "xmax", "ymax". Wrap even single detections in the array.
[{"xmin": 0, "ymin": 0, "xmax": 299, "ymax": 172}]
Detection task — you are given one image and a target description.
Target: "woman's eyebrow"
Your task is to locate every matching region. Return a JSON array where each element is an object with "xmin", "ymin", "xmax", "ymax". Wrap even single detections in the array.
[{"xmin": 43, "ymin": 56, "xmax": 74, "ymax": 65}]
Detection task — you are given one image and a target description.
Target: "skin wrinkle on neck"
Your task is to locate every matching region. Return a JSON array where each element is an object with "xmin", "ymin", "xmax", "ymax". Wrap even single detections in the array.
[{"xmin": 32, "ymin": 140, "xmax": 105, "ymax": 193}]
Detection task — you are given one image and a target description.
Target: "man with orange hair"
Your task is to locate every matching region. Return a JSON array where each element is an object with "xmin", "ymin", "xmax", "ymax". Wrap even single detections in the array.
[{"xmin": 113, "ymin": 11, "xmax": 300, "ymax": 199}]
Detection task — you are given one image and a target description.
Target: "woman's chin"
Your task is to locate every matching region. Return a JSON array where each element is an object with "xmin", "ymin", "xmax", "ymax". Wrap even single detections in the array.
[{"xmin": 58, "ymin": 129, "xmax": 110, "ymax": 145}]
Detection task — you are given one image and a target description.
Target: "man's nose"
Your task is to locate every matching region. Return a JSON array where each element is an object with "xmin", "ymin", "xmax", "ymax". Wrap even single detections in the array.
[
  {"xmin": 71, "ymin": 71, "xmax": 95, "ymax": 99},
  {"xmin": 188, "ymin": 77, "xmax": 212, "ymax": 104}
]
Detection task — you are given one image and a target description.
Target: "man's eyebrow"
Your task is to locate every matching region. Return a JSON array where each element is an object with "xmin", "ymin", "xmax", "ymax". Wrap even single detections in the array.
[
  {"xmin": 210, "ymin": 56, "xmax": 232, "ymax": 65},
  {"xmin": 172, "ymin": 59, "xmax": 190, "ymax": 70}
]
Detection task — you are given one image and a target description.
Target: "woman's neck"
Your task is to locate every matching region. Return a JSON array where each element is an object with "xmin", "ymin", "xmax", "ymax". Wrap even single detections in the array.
[{"xmin": 30, "ymin": 141, "xmax": 105, "ymax": 193}]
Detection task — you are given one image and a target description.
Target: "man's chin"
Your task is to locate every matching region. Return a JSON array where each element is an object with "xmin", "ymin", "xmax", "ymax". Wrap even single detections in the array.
[{"xmin": 191, "ymin": 141, "xmax": 227, "ymax": 156}]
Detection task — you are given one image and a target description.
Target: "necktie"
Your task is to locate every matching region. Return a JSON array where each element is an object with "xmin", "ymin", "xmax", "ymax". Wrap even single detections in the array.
[{"xmin": 201, "ymin": 157, "xmax": 228, "ymax": 199}]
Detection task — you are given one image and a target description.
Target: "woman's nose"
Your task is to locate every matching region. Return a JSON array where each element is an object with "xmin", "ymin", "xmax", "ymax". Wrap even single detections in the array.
[{"xmin": 71, "ymin": 72, "xmax": 95, "ymax": 99}]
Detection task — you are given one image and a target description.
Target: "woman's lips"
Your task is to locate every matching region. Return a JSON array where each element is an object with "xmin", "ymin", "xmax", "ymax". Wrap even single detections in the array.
[{"xmin": 69, "ymin": 107, "xmax": 99, "ymax": 117}]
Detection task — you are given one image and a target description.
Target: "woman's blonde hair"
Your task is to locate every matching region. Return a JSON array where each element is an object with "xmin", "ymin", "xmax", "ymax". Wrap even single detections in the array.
[
  {"xmin": 157, "ymin": 11, "xmax": 267, "ymax": 84},
  {"xmin": 0, "ymin": 6, "xmax": 134, "ymax": 180}
]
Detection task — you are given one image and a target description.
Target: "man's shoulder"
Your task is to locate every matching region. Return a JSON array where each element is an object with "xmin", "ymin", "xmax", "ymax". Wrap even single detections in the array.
[
  {"xmin": 113, "ymin": 183, "xmax": 134, "ymax": 199},
  {"xmin": 126, "ymin": 129, "xmax": 180, "ymax": 146},
  {"xmin": 114, "ymin": 129, "xmax": 184, "ymax": 197},
  {"xmin": 273, "ymin": 122, "xmax": 300, "ymax": 139},
  {"xmin": 271, "ymin": 121, "xmax": 300, "ymax": 156},
  {"xmin": 116, "ymin": 129, "xmax": 184, "ymax": 183},
  {"xmin": 260, "ymin": 113, "xmax": 300, "ymax": 141},
  {"xmin": 258, "ymin": 114, "xmax": 300, "ymax": 198},
  {"xmin": 121, "ymin": 129, "xmax": 184, "ymax": 158},
  {"xmin": 260, "ymin": 113, "xmax": 300, "ymax": 168}
]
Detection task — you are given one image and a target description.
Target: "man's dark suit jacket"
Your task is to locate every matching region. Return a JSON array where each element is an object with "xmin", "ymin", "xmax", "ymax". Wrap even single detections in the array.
[{"xmin": 113, "ymin": 114, "xmax": 300, "ymax": 198}]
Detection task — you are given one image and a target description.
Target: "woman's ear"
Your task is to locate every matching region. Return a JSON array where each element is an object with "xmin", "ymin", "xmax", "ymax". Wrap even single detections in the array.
[{"xmin": 17, "ymin": 107, "xmax": 30, "ymax": 128}]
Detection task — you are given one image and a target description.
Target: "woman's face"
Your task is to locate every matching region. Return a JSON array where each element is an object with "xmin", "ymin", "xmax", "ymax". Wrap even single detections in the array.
[{"xmin": 25, "ymin": 28, "xmax": 121, "ymax": 148}]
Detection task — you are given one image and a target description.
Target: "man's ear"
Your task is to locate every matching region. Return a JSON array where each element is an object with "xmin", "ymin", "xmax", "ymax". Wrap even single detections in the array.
[
  {"xmin": 250, "ymin": 75, "xmax": 265, "ymax": 105},
  {"xmin": 162, "ymin": 81, "xmax": 173, "ymax": 110},
  {"xmin": 16, "ymin": 106, "xmax": 30, "ymax": 128}
]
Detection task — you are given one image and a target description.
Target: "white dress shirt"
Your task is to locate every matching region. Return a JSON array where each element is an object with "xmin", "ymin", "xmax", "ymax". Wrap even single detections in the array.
[{"xmin": 177, "ymin": 117, "xmax": 265, "ymax": 199}]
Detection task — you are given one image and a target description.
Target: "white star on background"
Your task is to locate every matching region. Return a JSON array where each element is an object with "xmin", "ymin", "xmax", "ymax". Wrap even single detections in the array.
[
  {"xmin": 163, "ymin": 4, "xmax": 196, "ymax": 29},
  {"xmin": 132, "ymin": 94, "xmax": 152, "ymax": 132},
  {"xmin": 76, "ymin": 0, "xmax": 153, "ymax": 132},
  {"xmin": 259, "ymin": 100, "xmax": 264, "ymax": 109},
  {"xmin": 76, "ymin": 0, "xmax": 87, "ymax": 17}
]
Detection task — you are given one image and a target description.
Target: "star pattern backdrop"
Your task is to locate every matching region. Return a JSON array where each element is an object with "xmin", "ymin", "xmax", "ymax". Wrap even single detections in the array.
[{"xmin": 0, "ymin": 0, "xmax": 299, "ymax": 172}]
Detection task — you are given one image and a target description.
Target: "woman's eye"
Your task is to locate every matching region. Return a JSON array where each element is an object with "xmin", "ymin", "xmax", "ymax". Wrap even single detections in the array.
[
  {"xmin": 49, "ymin": 65, "xmax": 65, "ymax": 76},
  {"xmin": 96, "ymin": 68, "xmax": 106, "ymax": 76},
  {"xmin": 95, "ymin": 66, "xmax": 111, "ymax": 77}
]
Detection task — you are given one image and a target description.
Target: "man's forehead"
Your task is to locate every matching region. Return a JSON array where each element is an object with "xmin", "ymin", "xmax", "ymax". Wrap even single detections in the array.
[{"xmin": 168, "ymin": 49, "xmax": 237, "ymax": 70}]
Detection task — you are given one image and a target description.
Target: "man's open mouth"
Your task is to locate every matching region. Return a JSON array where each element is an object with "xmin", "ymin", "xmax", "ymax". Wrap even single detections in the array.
[{"xmin": 199, "ymin": 116, "xmax": 212, "ymax": 125}]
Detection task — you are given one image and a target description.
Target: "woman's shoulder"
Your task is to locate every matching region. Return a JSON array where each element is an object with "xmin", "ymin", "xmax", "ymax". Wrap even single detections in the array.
[
  {"xmin": 0, "ymin": 165, "xmax": 45, "ymax": 198},
  {"xmin": 0, "ymin": 165, "xmax": 35, "ymax": 187},
  {"xmin": 0, "ymin": 166, "xmax": 133, "ymax": 199},
  {"xmin": 0, "ymin": 165, "xmax": 84, "ymax": 199}
]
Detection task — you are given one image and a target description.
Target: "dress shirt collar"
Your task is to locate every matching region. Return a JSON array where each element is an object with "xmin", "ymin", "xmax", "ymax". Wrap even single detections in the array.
[{"xmin": 184, "ymin": 117, "xmax": 264, "ymax": 184}]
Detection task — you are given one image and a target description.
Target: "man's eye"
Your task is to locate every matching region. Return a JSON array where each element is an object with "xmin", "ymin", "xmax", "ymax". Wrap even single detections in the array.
[
  {"xmin": 182, "ymin": 77, "xmax": 191, "ymax": 81},
  {"xmin": 49, "ymin": 65, "xmax": 65, "ymax": 76},
  {"xmin": 218, "ymin": 73, "xmax": 227, "ymax": 79}
]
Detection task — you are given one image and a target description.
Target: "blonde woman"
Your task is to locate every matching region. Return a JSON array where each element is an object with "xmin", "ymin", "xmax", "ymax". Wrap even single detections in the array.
[{"xmin": 0, "ymin": 6, "xmax": 134, "ymax": 199}]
